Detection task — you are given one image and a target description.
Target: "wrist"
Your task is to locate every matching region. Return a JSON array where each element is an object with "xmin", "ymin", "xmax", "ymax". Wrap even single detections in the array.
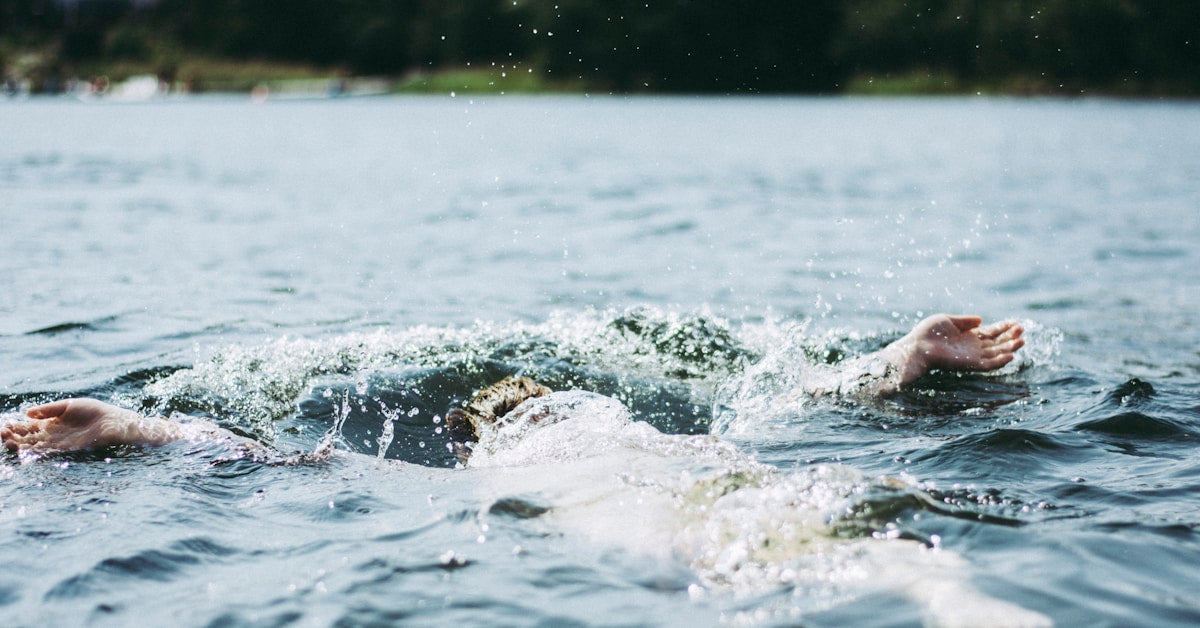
[{"xmin": 886, "ymin": 333, "xmax": 929, "ymax": 388}]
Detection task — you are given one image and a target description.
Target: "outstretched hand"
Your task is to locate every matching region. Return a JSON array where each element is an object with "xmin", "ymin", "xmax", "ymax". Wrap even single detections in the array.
[
  {"xmin": 2, "ymin": 398, "xmax": 144, "ymax": 454},
  {"xmin": 897, "ymin": 314, "xmax": 1025, "ymax": 385}
]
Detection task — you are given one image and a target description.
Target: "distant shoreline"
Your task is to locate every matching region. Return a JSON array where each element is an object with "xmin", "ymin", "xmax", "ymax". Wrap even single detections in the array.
[{"xmin": 5, "ymin": 61, "xmax": 1197, "ymax": 101}]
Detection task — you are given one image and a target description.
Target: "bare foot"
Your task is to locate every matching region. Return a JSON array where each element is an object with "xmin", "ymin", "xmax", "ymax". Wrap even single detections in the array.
[
  {"xmin": 888, "ymin": 314, "xmax": 1025, "ymax": 387},
  {"xmin": 1, "ymin": 398, "xmax": 164, "ymax": 454}
]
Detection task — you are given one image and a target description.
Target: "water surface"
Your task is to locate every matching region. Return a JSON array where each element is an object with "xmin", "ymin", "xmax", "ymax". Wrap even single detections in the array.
[{"xmin": 2, "ymin": 96, "xmax": 1199, "ymax": 625}]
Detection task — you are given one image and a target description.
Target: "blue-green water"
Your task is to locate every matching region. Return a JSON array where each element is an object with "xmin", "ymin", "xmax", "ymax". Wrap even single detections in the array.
[{"xmin": 1, "ymin": 96, "xmax": 1198, "ymax": 626}]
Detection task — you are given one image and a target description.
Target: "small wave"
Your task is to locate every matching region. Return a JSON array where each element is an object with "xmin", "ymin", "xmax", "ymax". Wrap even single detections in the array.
[
  {"xmin": 1093, "ymin": 521, "xmax": 1198, "ymax": 539},
  {"xmin": 24, "ymin": 314, "xmax": 121, "ymax": 336},
  {"xmin": 45, "ymin": 537, "xmax": 235, "ymax": 599},
  {"xmin": 1094, "ymin": 246, "xmax": 1187, "ymax": 260},
  {"xmin": 913, "ymin": 428, "xmax": 1092, "ymax": 479},
  {"xmin": 1071, "ymin": 378, "xmax": 1199, "ymax": 444},
  {"xmin": 1050, "ymin": 480, "xmax": 1151, "ymax": 507},
  {"xmin": 1104, "ymin": 378, "xmax": 1156, "ymax": 406},
  {"xmin": 25, "ymin": 321, "xmax": 98, "ymax": 336},
  {"xmin": 892, "ymin": 376, "xmax": 1032, "ymax": 417},
  {"xmin": 946, "ymin": 428, "xmax": 1076, "ymax": 454},
  {"xmin": 1076, "ymin": 411, "xmax": 1196, "ymax": 440}
]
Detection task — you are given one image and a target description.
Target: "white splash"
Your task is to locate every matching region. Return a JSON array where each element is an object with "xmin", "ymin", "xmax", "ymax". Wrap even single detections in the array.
[{"xmin": 464, "ymin": 392, "xmax": 1050, "ymax": 626}]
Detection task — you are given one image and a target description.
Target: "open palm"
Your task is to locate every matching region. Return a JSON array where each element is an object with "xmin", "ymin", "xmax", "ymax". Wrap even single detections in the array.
[{"xmin": 911, "ymin": 314, "xmax": 1024, "ymax": 373}]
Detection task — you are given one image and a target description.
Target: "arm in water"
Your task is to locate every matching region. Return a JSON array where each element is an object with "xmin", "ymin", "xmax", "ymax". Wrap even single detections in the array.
[
  {"xmin": 2, "ymin": 314, "xmax": 1022, "ymax": 455},
  {"xmin": 807, "ymin": 314, "xmax": 1024, "ymax": 397},
  {"xmin": 1, "ymin": 398, "xmax": 258, "ymax": 456}
]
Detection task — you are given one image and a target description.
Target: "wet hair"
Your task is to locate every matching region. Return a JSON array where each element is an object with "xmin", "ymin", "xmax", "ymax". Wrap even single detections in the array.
[{"xmin": 445, "ymin": 376, "xmax": 551, "ymax": 462}]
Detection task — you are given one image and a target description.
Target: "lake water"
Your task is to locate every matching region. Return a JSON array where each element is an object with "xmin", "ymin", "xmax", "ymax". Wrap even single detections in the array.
[{"xmin": 1, "ymin": 95, "xmax": 1198, "ymax": 626}]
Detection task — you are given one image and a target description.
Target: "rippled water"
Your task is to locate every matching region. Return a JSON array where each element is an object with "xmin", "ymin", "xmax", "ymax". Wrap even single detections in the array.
[{"xmin": 2, "ymin": 96, "xmax": 1199, "ymax": 626}]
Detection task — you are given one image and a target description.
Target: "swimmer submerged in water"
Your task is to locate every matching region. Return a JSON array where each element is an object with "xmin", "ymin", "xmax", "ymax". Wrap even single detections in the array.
[{"xmin": 2, "ymin": 314, "xmax": 1023, "ymax": 456}]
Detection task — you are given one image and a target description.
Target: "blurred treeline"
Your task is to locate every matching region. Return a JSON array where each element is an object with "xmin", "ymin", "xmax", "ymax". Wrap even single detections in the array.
[{"xmin": 3, "ymin": 0, "xmax": 1198, "ymax": 95}]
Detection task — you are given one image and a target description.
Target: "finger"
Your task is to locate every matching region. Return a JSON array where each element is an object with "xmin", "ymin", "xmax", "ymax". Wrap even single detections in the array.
[
  {"xmin": 976, "ymin": 320, "xmax": 1016, "ymax": 339},
  {"xmin": 981, "ymin": 353, "xmax": 1015, "ymax": 370},
  {"xmin": 994, "ymin": 337, "xmax": 1024, "ymax": 353},
  {"xmin": 5, "ymin": 423, "xmax": 35, "ymax": 437},
  {"xmin": 991, "ymin": 323, "xmax": 1024, "ymax": 342},
  {"xmin": 26, "ymin": 399, "xmax": 72, "ymax": 420},
  {"xmin": 982, "ymin": 337, "xmax": 1023, "ymax": 356},
  {"xmin": 947, "ymin": 315, "xmax": 983, "ymax": 332},
  {"xmin": 3, "ymin": 429, "xmax": 32, "ymax": 451}
]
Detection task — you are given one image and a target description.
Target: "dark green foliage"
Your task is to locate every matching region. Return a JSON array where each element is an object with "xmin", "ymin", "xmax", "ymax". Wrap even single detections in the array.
[
  {"xmin": 2, "ymin": 0, "xmax": 1197, "ymax": 95},
  {"xmin": 834, "ymin": 0, "xmax": 1200, "ymax": 95},
  {"xmin": 523, "ymin": 0, "xmax": 842, "ymax": 92}
]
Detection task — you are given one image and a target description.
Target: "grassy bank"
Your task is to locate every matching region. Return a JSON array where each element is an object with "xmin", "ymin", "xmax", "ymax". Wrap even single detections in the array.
[
  {"xmin": 391, "ymin": 67, "xmax": 585, "ymax": 94},
  {"xmin": 843, "ymin": 69, "xmax": 1195, "ymax": 98}
]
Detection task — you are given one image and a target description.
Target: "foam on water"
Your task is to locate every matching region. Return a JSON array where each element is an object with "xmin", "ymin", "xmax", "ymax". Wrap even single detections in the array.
[
  {"xmin": 457, "ymin": 390, "xmax": 1050, "ymax": 625},
  {"xmin": 141, "ymin": 308, "xmax": 747, "ymax": 438}
]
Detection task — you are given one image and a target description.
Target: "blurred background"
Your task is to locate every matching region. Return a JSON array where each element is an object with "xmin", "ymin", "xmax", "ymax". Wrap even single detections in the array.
[{"xmin": 3, "ymin": 0, "xmax": 1198, "ymax": 98}]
